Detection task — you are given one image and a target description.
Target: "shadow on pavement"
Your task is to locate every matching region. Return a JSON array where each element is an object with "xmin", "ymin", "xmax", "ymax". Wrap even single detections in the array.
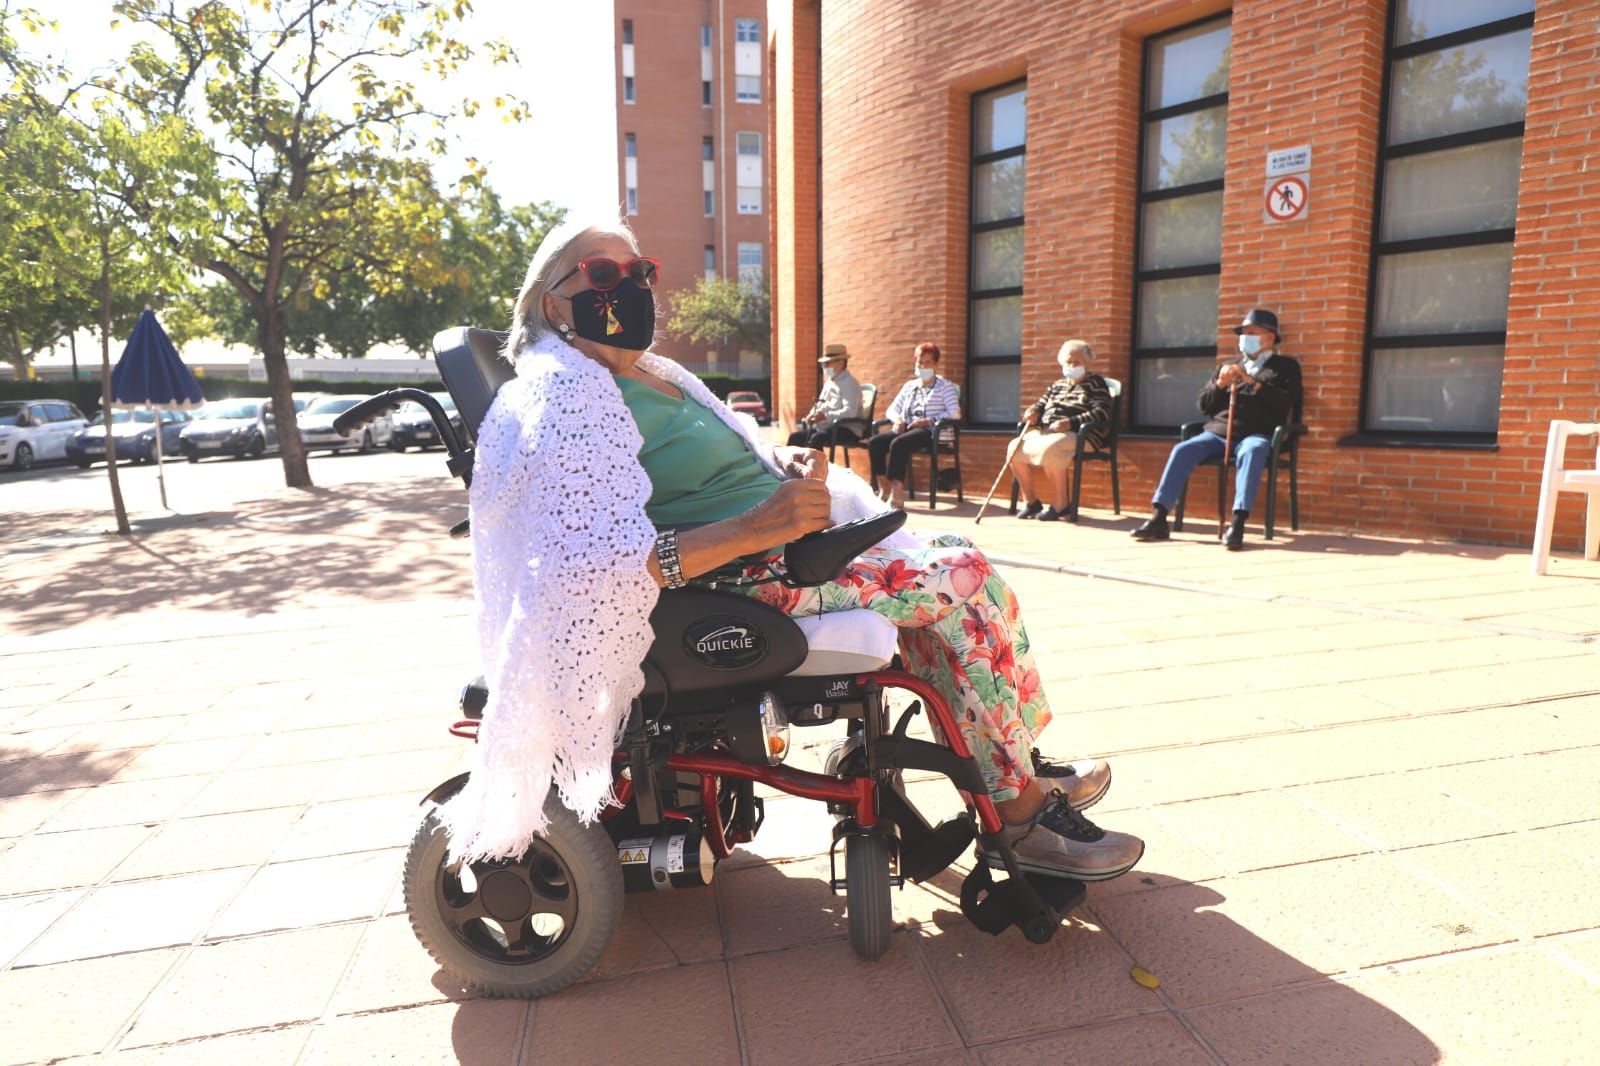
[
  {"xmin": 0, "ymin": 746, "xmax": 132, "ymax": 796},
  {"xmin": 5, "ymin": 481, "xmax": 472, "ymax": 637},
  {"xmin": 909, "ymin": 867, "xmax": 1441, "ymax": 1063}
]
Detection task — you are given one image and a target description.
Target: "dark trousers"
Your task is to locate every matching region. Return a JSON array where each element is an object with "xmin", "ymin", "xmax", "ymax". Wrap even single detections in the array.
[
  {"xmin": 787, "ymin": 425, "xmax": 859, "ymax": 449},
  {"xmin": 868, "ymin": 427, "xmax": 934, "ymax": 483}
]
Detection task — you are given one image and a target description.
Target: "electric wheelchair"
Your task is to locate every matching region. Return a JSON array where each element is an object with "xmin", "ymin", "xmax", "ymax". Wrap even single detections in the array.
[{"xmin": 331, "ymin": 327, "xmax": 1088, "ymax": 999}]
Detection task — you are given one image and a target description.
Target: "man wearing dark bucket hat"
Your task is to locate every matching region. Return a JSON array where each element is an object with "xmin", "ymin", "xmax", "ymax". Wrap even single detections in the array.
[
  {"xmin": 787, "ymin": 342, "xmax": 864, "ymax": 449},
  {"xmin": 1130, "ymin": 308, "xmax": 1302, "ymax": 551}
]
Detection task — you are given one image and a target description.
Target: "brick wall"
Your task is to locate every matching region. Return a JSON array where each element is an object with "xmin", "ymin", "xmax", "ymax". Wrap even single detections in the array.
[
  {"xmin": 769, "ymin": 0, "xmax": 821, "ymax": 429},
  {"xmin": 767, "ymin": 0, "xmax": 1600, "ymax": 548}
]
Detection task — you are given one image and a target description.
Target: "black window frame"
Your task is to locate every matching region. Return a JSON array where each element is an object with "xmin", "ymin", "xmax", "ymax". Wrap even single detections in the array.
[
  {"xmin": 1356, "ymin": 4, "xmax": 1535, "ymax": 445},
  {"xmin": 1127, "ymin": 10, "xmax": 1232, "ymax": 434},
  {"xmin": 964, "ymin": 76, "xmax": 1027, "ymax": 430}
]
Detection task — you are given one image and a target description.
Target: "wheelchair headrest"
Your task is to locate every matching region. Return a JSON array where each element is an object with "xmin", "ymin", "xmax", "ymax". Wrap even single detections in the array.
[{"xmin": 432, "ymin": 327, "xmax": 513, "ymax": 443}]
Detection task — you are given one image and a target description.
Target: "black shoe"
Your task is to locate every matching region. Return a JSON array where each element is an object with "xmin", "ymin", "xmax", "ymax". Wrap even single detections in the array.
[
  {"xmin": 1225, "ymin": 510, "xmax": 1247, "ymax": 551},
  {"xmin": 1131, "ymin": 514, "xmax": 1169, "ymax": 541},
  {"xmin": 1036, "ymin": 506, "xmax": 1062, "ymax": 522},
  {"xmin": 1017, "ymin": 501, "xmax": 1043, "ymax": 519}
]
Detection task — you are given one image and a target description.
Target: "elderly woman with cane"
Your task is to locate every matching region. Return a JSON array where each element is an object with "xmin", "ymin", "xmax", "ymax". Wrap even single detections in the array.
[
  {"xmin": 437, "ymin": 216, "xmax": 1143, "ymax": 882},
  {"xmin": 1008, "ymin": 340, "xmax": 1113, "ymax": 522}
]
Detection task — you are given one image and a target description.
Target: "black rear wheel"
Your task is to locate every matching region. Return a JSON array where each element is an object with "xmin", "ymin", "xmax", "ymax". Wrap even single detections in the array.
[{"xmin": 404, "ymin": 792, "xmax": 623, "ymax": 998}]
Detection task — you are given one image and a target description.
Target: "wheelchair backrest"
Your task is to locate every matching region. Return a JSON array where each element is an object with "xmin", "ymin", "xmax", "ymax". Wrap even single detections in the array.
[{"xmin": 432, "ymin": 327, "xmax": 513, "ymax": 443}]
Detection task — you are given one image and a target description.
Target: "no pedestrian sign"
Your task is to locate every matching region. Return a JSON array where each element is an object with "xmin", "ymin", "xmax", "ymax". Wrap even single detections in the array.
[{"xmin": 1264, "ymin": 174, "xmax": 1309, "ymax": 223}]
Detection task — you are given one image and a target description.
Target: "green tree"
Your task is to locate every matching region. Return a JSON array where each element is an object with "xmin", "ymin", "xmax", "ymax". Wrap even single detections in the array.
[
  {"xmin": 109, "ymin": 0, "xmax": 522, "ymax": 488},
  {"xmin": 1, "ymin": 4, "xmax": 206, "ymax": 531},
  {"xmin": 667, "ymin": 277, "xmax": 771, "ymax": 358}
]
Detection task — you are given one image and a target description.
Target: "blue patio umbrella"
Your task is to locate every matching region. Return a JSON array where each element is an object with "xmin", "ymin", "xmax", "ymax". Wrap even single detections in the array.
[{"xmin": 110, "ymin": 309, "xmax": 205, "ymax": 507}]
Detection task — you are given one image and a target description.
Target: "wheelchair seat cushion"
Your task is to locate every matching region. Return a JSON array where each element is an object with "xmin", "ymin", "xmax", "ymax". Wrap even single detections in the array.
[{"xmin": 790, "ymin": 610, "xmax": 898, "ymax": 675}]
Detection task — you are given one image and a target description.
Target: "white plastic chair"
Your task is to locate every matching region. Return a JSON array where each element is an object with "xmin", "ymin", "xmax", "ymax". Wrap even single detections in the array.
[{"xmin": 1530, "ymin": 420, "xmax": 1600, "ymax": 574}]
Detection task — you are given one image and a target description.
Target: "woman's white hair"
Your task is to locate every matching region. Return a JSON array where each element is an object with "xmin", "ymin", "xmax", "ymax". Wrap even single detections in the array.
[{"xmin": 505, "ymin": 214, "xmax": 642, "ymax": 357}]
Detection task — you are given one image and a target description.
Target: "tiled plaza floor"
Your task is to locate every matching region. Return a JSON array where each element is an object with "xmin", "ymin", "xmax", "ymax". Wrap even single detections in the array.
[{"xmin": 2, "ymin": 470, "xmax": 1597, "ymax": 1065}]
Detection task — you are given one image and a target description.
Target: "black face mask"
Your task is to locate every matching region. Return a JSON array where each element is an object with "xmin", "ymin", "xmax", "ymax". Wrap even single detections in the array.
[{"xmin": 565, "ymin": 278, "xmax": 655, "ymax": 351}]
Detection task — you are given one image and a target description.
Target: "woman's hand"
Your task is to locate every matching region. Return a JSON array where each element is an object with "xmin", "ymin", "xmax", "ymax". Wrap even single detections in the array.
[
  {"xmin": 1022, "ymin": 409, "xmax": 1040, "ymax": 427},
  {"xmin": 774, "ymin": 445, "xmax": 828, "ymax": 481},
  {"xmin": 745, "ymin": 477, "xmax": 832, "ymax": 547},
  {"xmin": 1048, "ymin": 419, "xmax": 1071, "ymax": 434}
]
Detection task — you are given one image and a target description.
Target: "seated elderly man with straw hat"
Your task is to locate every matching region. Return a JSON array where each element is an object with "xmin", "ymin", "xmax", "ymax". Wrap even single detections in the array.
[
  {"xmin": 1009, "ymin": 339, "xmax": 1113, "ymax": 521},
  {"xmin": 787, "ymin": 343, "xmax": 864, "ymax": 450}
]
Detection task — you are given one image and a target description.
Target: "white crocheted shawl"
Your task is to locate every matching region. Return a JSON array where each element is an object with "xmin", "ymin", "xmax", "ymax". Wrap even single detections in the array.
[{"xmin": 436, "ymin": 330, "xmax": 916, "ymax": 863}]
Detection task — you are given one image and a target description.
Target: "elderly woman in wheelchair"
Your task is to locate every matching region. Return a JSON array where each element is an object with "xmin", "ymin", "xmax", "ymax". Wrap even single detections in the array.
[{"xmin": 340, "ymin": 217, "xmax": 1143, "ymax": 999}]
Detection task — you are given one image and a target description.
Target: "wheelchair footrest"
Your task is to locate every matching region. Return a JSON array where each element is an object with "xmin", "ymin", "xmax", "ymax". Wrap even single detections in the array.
[
  {"xmin": 959, "ymin": 861, "xmax": 1085, "ymax": 944},
  {"xmin": 900, "ymin": 813, "xmax": 976, "ymax": 883}
]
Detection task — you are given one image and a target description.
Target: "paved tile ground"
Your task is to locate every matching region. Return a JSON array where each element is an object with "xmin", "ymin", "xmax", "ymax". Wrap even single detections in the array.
[{"xmin": 2, "ymin": 460, "xmax": 1598, "ymax": 1065}]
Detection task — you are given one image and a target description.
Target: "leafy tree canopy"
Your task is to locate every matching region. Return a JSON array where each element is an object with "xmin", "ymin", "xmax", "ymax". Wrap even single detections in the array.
[{"xmin": 667, "ymin": 276, "xmax": 771, "ymax": 358}]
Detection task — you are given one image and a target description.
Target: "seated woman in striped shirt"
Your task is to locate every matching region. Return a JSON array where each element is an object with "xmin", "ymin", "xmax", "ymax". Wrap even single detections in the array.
[
  {"xmin": 867, "ymin": 342, "xmax": 962, "ymax": 509},
  {"xmin": 1010, "ymin": 339, "xmax": 1113, "ymax": 521}
]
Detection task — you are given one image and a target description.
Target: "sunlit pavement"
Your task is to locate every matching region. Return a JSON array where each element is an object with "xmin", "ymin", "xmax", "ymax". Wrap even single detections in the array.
[{"xmin": 2, "ymin": 459, "xmax": 1598, "ymax": 1064}]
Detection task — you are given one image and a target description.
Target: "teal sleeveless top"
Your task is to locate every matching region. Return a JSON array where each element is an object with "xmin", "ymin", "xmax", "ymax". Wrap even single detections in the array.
[{"xmin": 615, "ymin": 375, "xmax": 783, "ymax": 530}]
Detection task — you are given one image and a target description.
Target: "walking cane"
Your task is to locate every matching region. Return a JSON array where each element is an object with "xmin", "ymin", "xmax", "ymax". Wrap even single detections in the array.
[
  {"xmin": 1219, "ymin": 379, "xmax": 1239, "ymax": 540},
  {"xmin": 975, "ymin": 426, "xmax": 1030, "ymax": 524}
]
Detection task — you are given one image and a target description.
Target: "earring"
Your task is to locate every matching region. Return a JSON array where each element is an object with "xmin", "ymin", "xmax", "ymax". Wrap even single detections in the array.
[{"xmin": 556, "ymin": 323, "xmax": 574, "ymax": 341}]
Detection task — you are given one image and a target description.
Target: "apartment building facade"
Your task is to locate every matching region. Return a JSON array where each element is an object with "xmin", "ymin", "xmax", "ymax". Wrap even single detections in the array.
[
  {"xmin": 615, "ymin": 0, "xmax": 771, "ymax": 378},
  {"xmin": 768, "ymin": 0, "xmax": 1600, "ymax": 548}
]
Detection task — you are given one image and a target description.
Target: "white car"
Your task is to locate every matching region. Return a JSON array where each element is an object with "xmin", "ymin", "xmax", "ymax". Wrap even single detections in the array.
[
  {"xmin": 0, "ymin": 399, "xmax": 90, "ymax": 471},
  {"xmin": 298, "ymin": 394, "xmax": 394, "ymax": 454}
]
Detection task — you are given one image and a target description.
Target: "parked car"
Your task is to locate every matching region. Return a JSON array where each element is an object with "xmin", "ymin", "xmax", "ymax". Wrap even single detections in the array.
[
  {"xmin": 0, "ymin": 399, "xmax": 89, "ymax": 471},
  {"xmin": 67, "ymin": 409, "xmax": 191, "ymax": 467},
  {"xmin": 389, "ymin": 392, "xmax": 463, "ymax": 451},
  {"xmin": 726, "ymin": 390, "xmax": 770, "ymax": 425},
  {"xmin": 178, "ymin": 398, "xmax": 278, "ymax": 461},
  {"xmin": 298, "ymin": 394, "xmax": 395, "ymax": 453}
]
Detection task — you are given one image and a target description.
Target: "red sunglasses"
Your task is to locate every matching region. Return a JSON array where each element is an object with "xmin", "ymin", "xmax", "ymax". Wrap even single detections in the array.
[{"xmin": 553, "ymin": 256, "xmax": 661, "ymax": 293}]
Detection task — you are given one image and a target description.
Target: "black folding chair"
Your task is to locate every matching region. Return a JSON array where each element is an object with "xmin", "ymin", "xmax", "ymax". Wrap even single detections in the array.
[
  {"xmin": 1172, "ymin": 397, "xmax": 1305, "ymax": 539},
  {"xmin": 1006, "ymin": 377, "xmax": 1123, "ymax": 522}
]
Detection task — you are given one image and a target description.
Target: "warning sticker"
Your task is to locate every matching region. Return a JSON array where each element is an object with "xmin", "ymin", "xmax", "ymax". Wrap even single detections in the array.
[
  {"xmin": 1264, "ymin": 175, "xmax": 1309, "ymax": 222},
  {"xmin": 667, "ymin": 835, "xmax": 685, "ymax": 874},
  {"xmin": 617, "ymin": 838, "xmax": 652, "ymax": 864}
]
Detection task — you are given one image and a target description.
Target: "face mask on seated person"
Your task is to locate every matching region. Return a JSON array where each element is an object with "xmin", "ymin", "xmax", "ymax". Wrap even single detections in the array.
[
  {"xmin": 823, "ymin": 367, "xmax": 837, "ymax": 381},
  {"xmin": 1237, "ymin": 334, "xmax": 1266, "ymax": 359},
  {"xmin": 566, "ymin": 278, "xmax": 656, "ymax": 351},
  {"xmin": 1063, "ymin": 364, "xmax": 1087, "ymax": 381},
  {"xmin": 916, "ymin": 367, "xmax": 935, "ymax": 383}
]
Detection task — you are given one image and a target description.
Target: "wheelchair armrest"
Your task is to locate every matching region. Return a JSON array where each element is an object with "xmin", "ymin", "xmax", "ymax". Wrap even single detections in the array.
[
  {"xmin": 871, "ymin": 418, "xmax": 893, "ymax": 433},
  {"xmin": 1179, "ymin": 419, "xmax": 1205, "ymax": 441},
  {"xmin": 783, "ymin": 509, "xmax": 909, "ymax": 586}
]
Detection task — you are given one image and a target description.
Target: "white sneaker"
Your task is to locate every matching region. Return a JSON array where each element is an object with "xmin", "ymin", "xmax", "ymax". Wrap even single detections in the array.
[
  {"xmin": 1031, "ymin": 753, "xmax": 1111, "ymax": 811},
  {"xmin": 982, "ymin": 794, "xmax": 1143, "ymax": 882}
]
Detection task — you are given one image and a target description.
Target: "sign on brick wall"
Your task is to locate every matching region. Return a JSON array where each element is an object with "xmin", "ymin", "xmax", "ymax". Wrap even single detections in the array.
[{"xmin": 1264, "ymin": 144, "xmax": 1311, "ymax": 223}]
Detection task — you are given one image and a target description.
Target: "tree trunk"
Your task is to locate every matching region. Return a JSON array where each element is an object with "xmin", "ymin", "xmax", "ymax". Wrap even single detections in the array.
[
  {"xmin": 260, "ymin": 301, "xmax": 312, "ymax": 489},
  {"xmin": 98, "ymin": 262, "xmax": 131, "ymax": 536},
  {"xmin": 6, "ymin": 325, "xmax": 24, "ymax": 381}
]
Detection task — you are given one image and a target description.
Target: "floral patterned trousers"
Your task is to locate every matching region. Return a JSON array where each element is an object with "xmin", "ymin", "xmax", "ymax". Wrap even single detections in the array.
[{"xmin": 736, "ymin": 535, "xmax": 1050, "ymax": 801}]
